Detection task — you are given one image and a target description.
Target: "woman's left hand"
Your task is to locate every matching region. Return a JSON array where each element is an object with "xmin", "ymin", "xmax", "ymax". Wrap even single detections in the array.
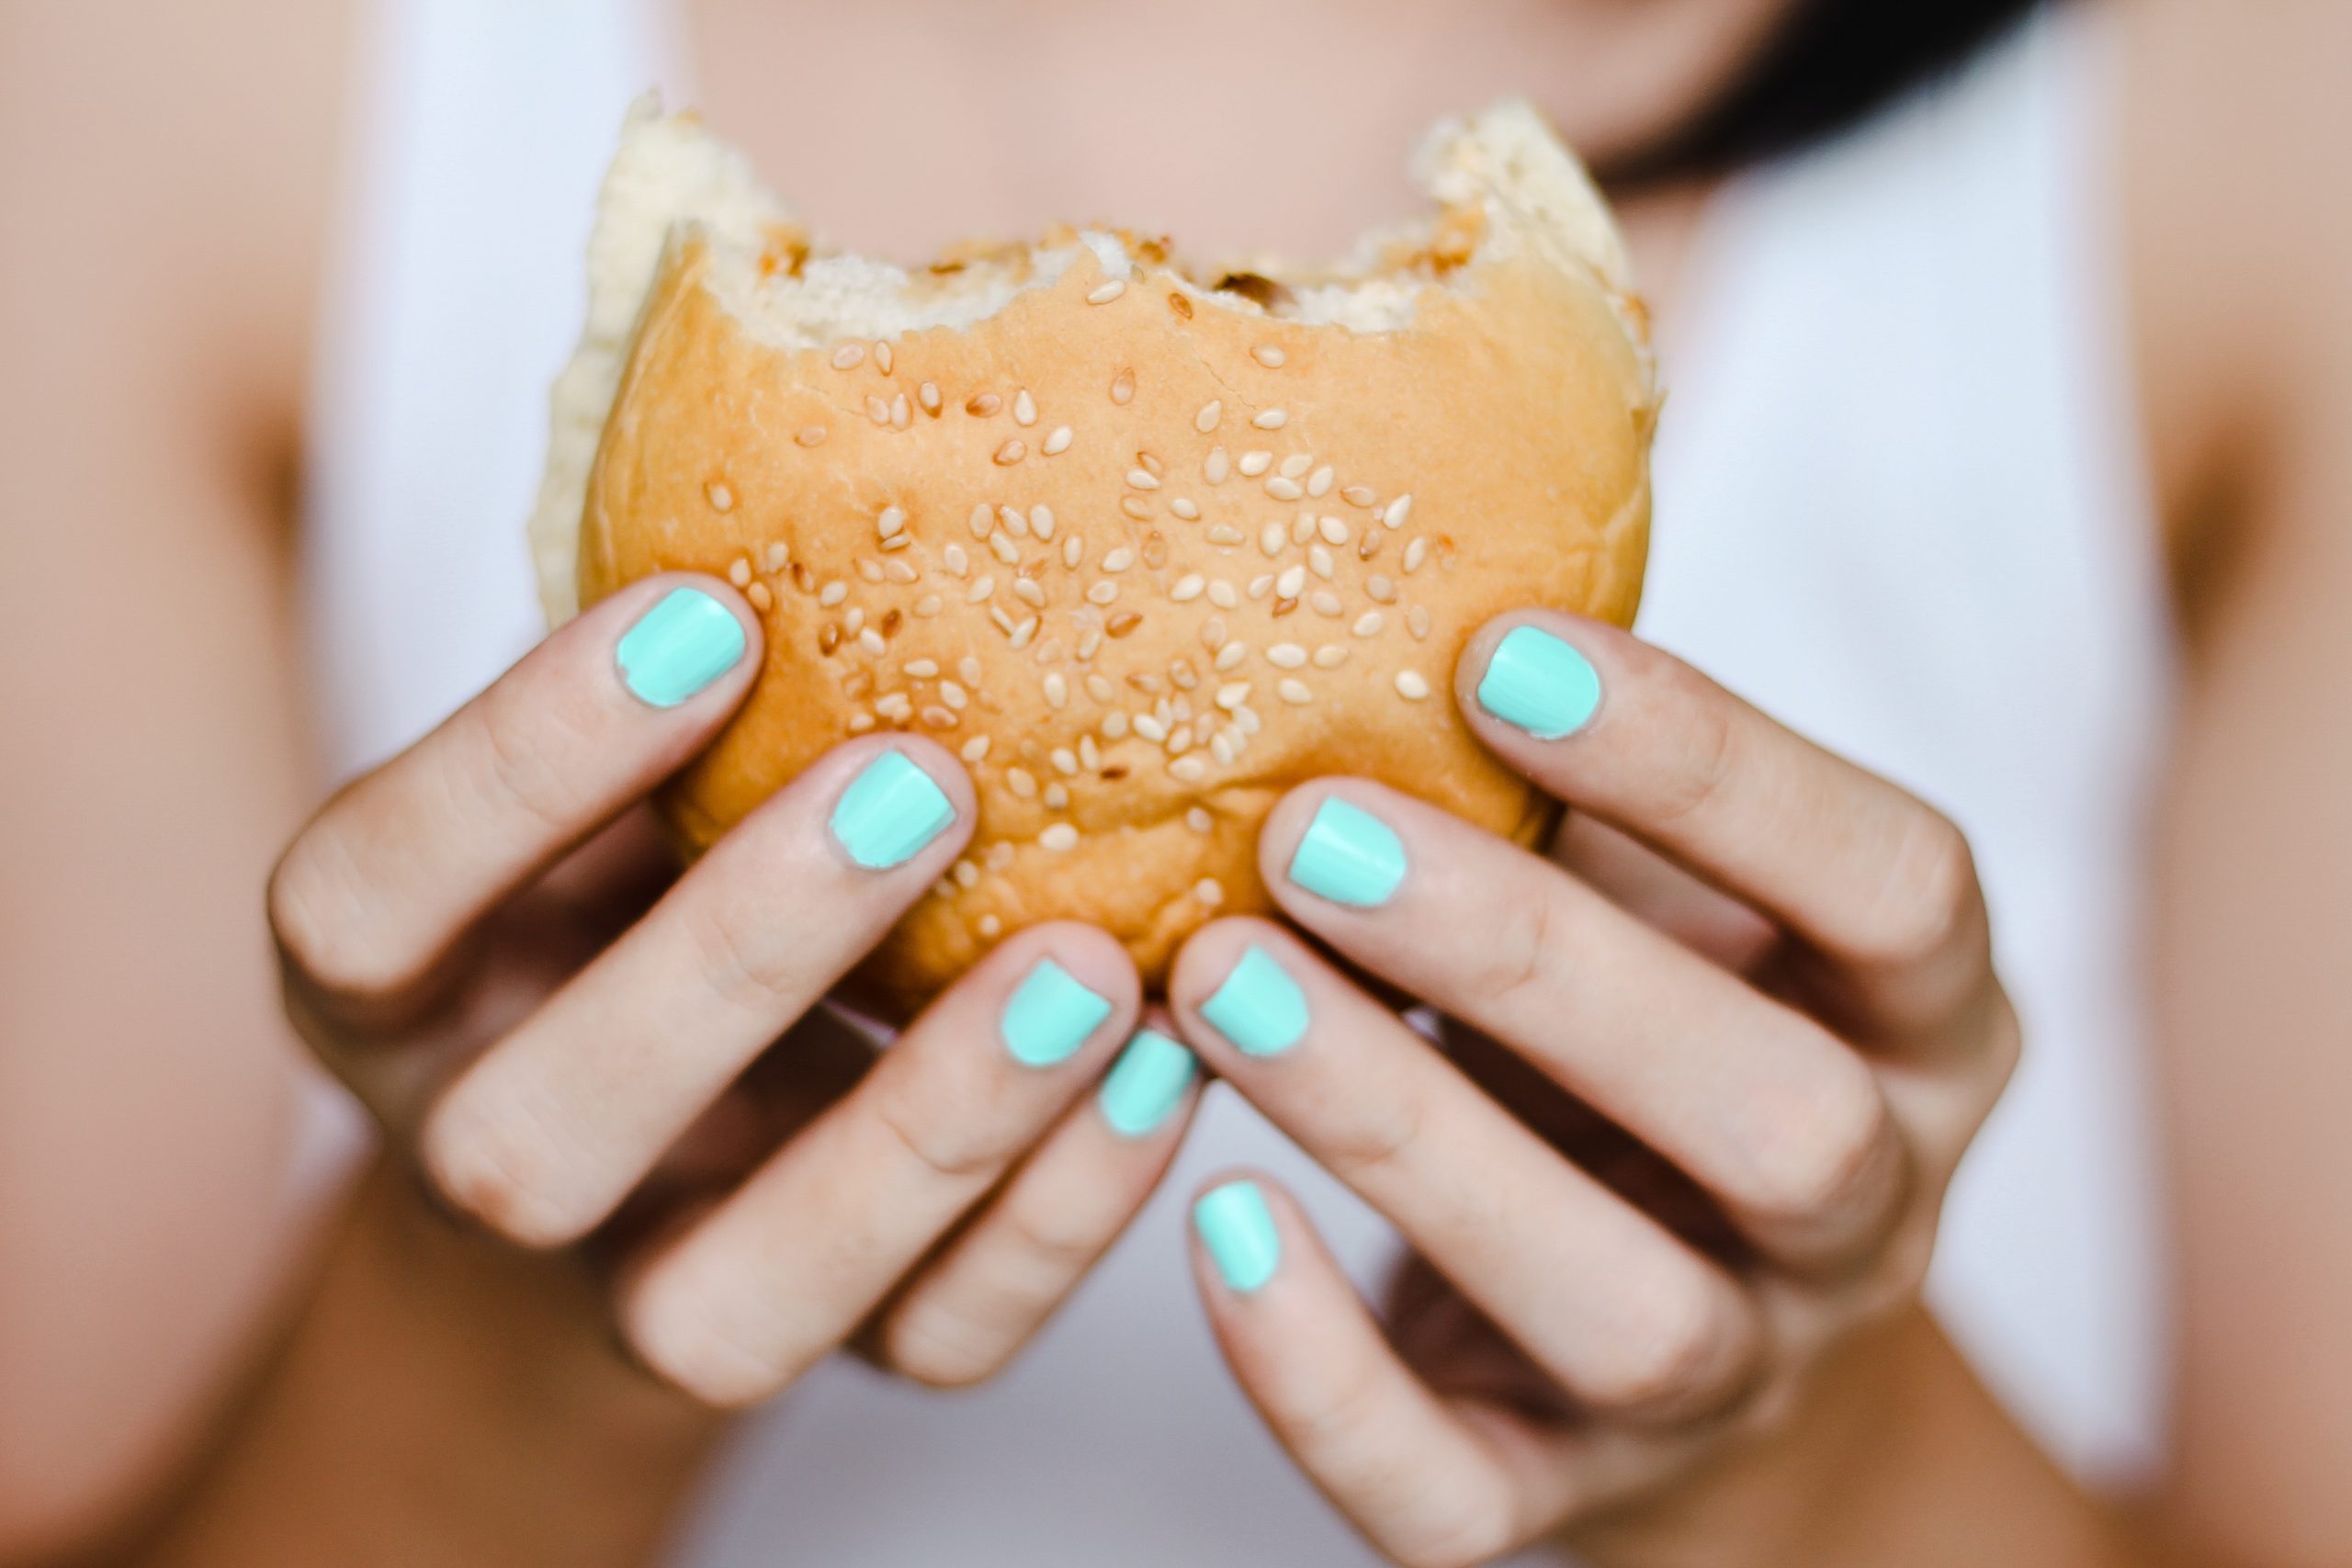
[{"xmin": 1164, "ymin": 609, "xmax": 2019, "ymax": 1567}]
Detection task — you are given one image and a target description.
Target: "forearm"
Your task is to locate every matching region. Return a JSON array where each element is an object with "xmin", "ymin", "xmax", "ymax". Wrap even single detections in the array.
[{"xmin": 124, "ymin": 1159, "xmax": 728, "ymax": 1568}]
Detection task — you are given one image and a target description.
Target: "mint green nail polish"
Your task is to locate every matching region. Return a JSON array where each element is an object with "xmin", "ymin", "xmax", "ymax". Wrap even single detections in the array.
[
  {"xmin": 616, "ymin": 588, "xmax": 746, "ymax": 707},
  {"xmin": 1287, "ymin": 796, "xmax": 1408, "ymax": 908},
  {"xmin": 1476, "ymin": 625, "xmax": 1602, "ymax": 739},
  {"xmin": 1194, "ymin": 1181, "xmax": 1281, "ymax": 1293},
  {"xmin": 1200, "ymin": 946, "xmax": 1308, "ymax": 1057},
  {"xmin": 1098, "ymin": 1029, "xmax": 1196, "ymax": 1137},
  {"xmin": 1001, "ymin": 959, "xmax": 1113, "ymax": 1067},
  {"xmin": 830, "ymin": 751, "xmax": 956, "ymax": 870}
]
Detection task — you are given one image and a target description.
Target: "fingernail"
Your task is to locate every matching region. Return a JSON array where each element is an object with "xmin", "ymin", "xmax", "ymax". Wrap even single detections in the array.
[
  {"xmin": 616, "ymin": 587, "xmax": 747, "ymax": 707},
  {"xmin": 1001, "ymin": 958, "xmax": 1114, "ymax": 1067},
  {"xmin": 1193, "ymin": 1180, "xmax": 1281, "ymax": 1293},
  {"xmin": 1476, "ymin": 625, "xmax": 1601, "ymax": 739},
  {"xmin": 829, "ymin": 751, "xmax": 956, "ymax": 869},
  {"xmin": 1199, "ymin": 945, "xmax": 1308, "ymax": 1057},
  {"xmin": 1286, "ymin": 796, "xmax": 1407, "ymax": 908},
  {"xmin": 1098, "ymin": 1029, "xmax": 1196, "ymax": 1137}
]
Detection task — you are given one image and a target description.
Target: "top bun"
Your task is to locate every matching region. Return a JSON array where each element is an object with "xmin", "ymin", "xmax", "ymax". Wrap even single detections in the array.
[{"xmin": 530, "ymin": 99, "xmax": 1658, "ymax": 1016}]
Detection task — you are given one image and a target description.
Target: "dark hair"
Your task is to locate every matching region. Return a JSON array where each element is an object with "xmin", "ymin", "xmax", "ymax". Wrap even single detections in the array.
[{"xmin": 1602, "ymin": 0, "xmax": 2048, "ymax": 186}]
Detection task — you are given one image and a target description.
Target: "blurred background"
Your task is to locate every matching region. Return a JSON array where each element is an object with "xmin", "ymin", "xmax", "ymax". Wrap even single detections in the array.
[{"xmin": 5, "ymin": 2, "xmax": 2347, "ymax": 1565}]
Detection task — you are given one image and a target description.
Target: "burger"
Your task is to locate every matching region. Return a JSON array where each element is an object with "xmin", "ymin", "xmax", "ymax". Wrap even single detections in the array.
[{"xmin": 529, "ymin": 97, "xmax": 1657, "ymax": 1014}]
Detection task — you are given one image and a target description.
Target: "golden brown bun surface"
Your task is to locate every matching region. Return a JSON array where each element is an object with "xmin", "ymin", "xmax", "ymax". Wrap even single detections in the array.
[{"xmin": 571, "ymin": 120, "xmax": 1654, "ymax": 1015}]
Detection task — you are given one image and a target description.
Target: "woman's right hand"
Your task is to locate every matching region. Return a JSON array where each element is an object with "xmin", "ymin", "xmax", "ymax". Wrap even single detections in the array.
[{"xmin": 265, "ymin": 575, "xmax": 1195, "ymax": 1407}]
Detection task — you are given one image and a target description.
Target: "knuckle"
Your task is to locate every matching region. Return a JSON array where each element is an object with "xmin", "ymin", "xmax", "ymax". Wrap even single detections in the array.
[
  {"xmin": 1852, "ymin": 810, "xmax": 1980, "ymax": 972},
  {"xmin": 1471, "ymin": 885, "xmax": 1566, "ymax": 1015},
  {"xmin": 464, "ymin": 683, "xmax": 596, "ymax": 835},
  {"xmin": 266, "ymin": 833, "xmax": 413, "ymax": 1003},
  {"xmin": 619, "ymin": 1265, "xmax": 782, "ymax": 1410},
  {"xmin": 880, "ymin": 1303, "xmax": 1010, "ymax": 1391},
  {"xmin": 1388, "ymin": 1510, "xmax": 1514, "ymax": 1568},
  {"xmin": 1591, "ymin": 1275, "xmax": 1743, "ymax": 1415},
  {"xmin": 684, "ymin": 882, "xmax": 812, "ymax": 1015},
  {"xmin": 1747, "ymin": 1064, "xmax": 1899, "ymax": 1234},
  {"xmin": 417, "ymin": 1098, "xmax": 596, "ymax": 1250},
  {"xmin": 1648, "ymin": 661, "xmax": 1740, "ymax": 829},
  {"xmin": 1315, "ymin": 1092, "xmax": 1429, "ymax": 1190},
  {"xmin": 869, "ymin": 1083, "xmax": 1017, "ymax": 1187}
]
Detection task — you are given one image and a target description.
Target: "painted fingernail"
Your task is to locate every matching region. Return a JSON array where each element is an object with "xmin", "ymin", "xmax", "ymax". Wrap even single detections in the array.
[
  {"xmin": 829, "ymin": 751, "xmax": 956, "ymax": 870},
  {"xmin": 1098, "ymin": 1029, "xmax": 1197, "ymax": 1137},
  {"xmin": 616, "ymin": 587, "xmax": 747, "ymax": 707},
  {"xmin": 1287, "ymin": 796, "xmax": 1407, "ymax": 908},
  {"xmin": 1001, "ymin": 958, "xmax": 1114, "ymax": 1067},
  {"xmin": 1193, "ymin": 1180, "xmax": 1281, "ymax": 1293},
  {"xmin": 1199, "ymin": 945, "xmax": 1308, "ymax": 1057},
  {"xmin": 1476, "ymin": 625, "xmax": 1601, "ymax": 739}
]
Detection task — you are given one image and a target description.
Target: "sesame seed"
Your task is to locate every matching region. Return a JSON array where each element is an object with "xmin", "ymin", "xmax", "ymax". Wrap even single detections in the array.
[
  {"xmin": 1013, "ymin": 578, "xmax": 1046, "ymax": 608},
  {"xmin": 1276, "ymin": 565, "xmax": 1306, "ymax": 598},
  {"xmin": 1001, "ymin": 505, "xmax": 1028, "ymax": 537},
  {"xmin": 884, "ymin": 558, "xmax": 918, "ymax": 582},
  {"xmin": 1087, "ymin": 279, "xmax": 1127, "ymax": 305},
  {"xmin": 1272, "ymin": 596, "xmax": 1299, "ymax": 617},
  {"xmin": 845, "ymin": 607, "xmax": 866, "ymax": 634},
  {"xmin": 1102, "ymin": 547, "xmax": 1137, "ymax": 574},
  {"xmin": 1280, "ymin": 454, "xmax": 1312, "ymax": 479},
  {"xmin": 1208, "ymin": 579, "xmax": 1239, "ymax": 608},
  {"xmin": 1201, "ymin": 615, "xmax": 1227, "ymax": 649},
  {"xmin": 1111, "ymin": 369, "xmax": 1136, "ymax": 404},
  {"xmin": 1310, "ymin": 642, "xmax": 1349, "ymax": 669},
  {"xmin": 729, "ymin": 558, "xmax": 752, "ymax": 588},
  {"xmin": 1248, "ymin": 574, "xmax": 1274, "ymax": 599},
  {"xmin": 1125, "ymin": 468, "xmax": 1160, "ymax": 492},
  {"xmin": 1032, "ymin": 505, "xmax": 1057, "ymax": 540},
  {"xmin": 905, "ymin": 658, "xmax": 941, "ymax": 679},
  {"xmin": 1134, "ymin": 714, "xmax": 1169, "ymax": 744},
  {"xmin": 797, "ymin": 425, "xmax": 829, "ymax": 447},
  {"xmin": 1341, "ymin": 485, "xmax": 1377, "ymax": 508},
  {"xmin": 1143, "ymin": 531, "xmax": 1169, "ymax": 568},
  {"xmin": 1408, "ymin": 605, "xmax": 1432, "ymax": 639},
  {"xmin": 919, "ymin": 381, "xmax": 943, "ymax": 414},
  {"xmin": 792, "ymin": 562, "xmax": 816, "ymax": 593},
  {"xmin": 1267, "ymin": 643, "xmax": 1307, "ymax": 669},
  {"xmin": 1309, "ymin": 546, "xmax": 1335, "ymax": 579},
  {"xmin": 1034, "ymin": 638, "xmax": 1067, "ymax": 665},
  {"xmin": 1265, "ymin": 477, "xmax": 1304, "ymax": 502},
  {"xmin": 960, "ymin": 735, "xmax": 990, "ymax": 762},
  {"xmin": 1042, "ymin": 780, "xmax": 1069, "ymax": 808},
  {"xmin": 819, "ymin": 581, "xmax": 849, "ymax": 607},
  {"xmin": 1170, "ymin": 498, "xmax": 1201, "ymax": 521},
  {"xmin": 1215, "ymin": 641, "xmax": 1248, "ymax": 671},
  {"xmin": 990, "ymin": 606, "xmax": 1016, "ymax": 636},
  {"xmin": 1236, "ymin": 705, "xmax": 1262, "ymax": 735},
  {"xmin": 1166, "ymin": 724, "xmax": 1193, "ymax": 754},
  {"xmin": 1403, "ymin": 537, "xmax": 1430, "ymax": 573},
  {"xmin": 855, "ymin": 560, "xmax": 885, "ymax": 585},
  {"xmin": 831, "ymin": 344, "xmax": 866, "ymax": 370},
  {"xmin": 1043, "ymin": 425, "xmax": 1073, "ymax": 455},
  {"xmin": 1050, "ymin": 747, "xmax": 1079, "ymax": 776},
  {"xmin": 1106, "ymin": 611, "xmax": 1143, "ymax": 637},
  {"xmin": 1251, "ymin": 344, "xmax": 1286, "ymax": 368},
  {"xmin": 1238, "ymin": 450, "xmax": 1273, "ymax": 478},
  {"xmin": 1215, "ymin": 681, "xmax": 1251, "ymax": 710},
  {"xmin": 967, "ymin": 503, "xmax": 995, "ymax": 538},
  {"xmin": 1009, "ymin": 617, "xmax": 1037, "ymax": 649},
  {"xmin": 877, "ymin": 505, "xmax": 906, "ymax": 540},
  {"xmin": 1366, "ymin": 574, "xmax": 1398, "ymax": 604},
  {"xmin": 1079, "ymin": 734, "xmax": 1102, "ymax": 770},
  {"xmin": 848, "ymin": 711, "xmax": 876, "ymax": 732},
  {"xmin": 1078, "ymin": 628, "xmax": 1104, "ymax": 659},
  {"xmin": 1062, "ymin": 536, "xmax": 1083, "ymax": 568},
  {"xmin": 1205, "ymin": 447, "xmax": 1232, "ymax": 484},
  {"xmin": 1347, "ymin": 611, "xmax": 1384, "ymax": 639},
  {"xmin": 1169, "ymin": 660, "xmax": 1198, "ymax": 692},
  {"xmin": 1171, "ymin": 573, "xmax": 1205, "ymax": 602},
  {"xmin": 1042, "ymin": 823, "xmax": 1080, "ymax": 851},
  {"xmin": 876, "ymin": 693, "xmax": 914, "ymax": 722},
  {"xmin": 1084, "ymin": 673, "xmax": 1115, "ymax": 703},
  {"xmin": 891, "ymin": 393, "xmax": 910, "ymax": 428},
  {"xmin": 1259, "ymin": 522, "xmax": 1286, "ymax": 557},
  {"xmin": 1253, "ymin": 410, "xmax": 1288, "ymax": 430},
  {"xmin": 867, "ymin": 395, "xmax": 891, "ymax": 424},
  {"xmin": 1044, "ymin": 672, "xmax": 1069, "ymax": 708},
  {"xmin": 978, "ymin": 914, "xmax": 1003, "ymax": 938},
  {"xmin": 916, "ymin": 593, "xmax": 944, "ymax": 617},
  {"xmin": 967, "ymin": 392, "xmax": 1002, "ymax": 417},
  {"xmin": 1278, "ymin": 679, "xmax": 1313, "ymax": 705},
  {"xmin": 1166, "ymin": 756, "xmax": 1205, "ymax": 784},
  {"xmin": 952, "ymin": 859, "xmax": 978, "ymax": 888},
  {"xmin": 1317, "ymin": 515, "xmax": 1350, "ymax": 546},
  {"xmin": 1010, "ymin": 389, "xmax": 1037, "ymax": 426},
  {"xmin": 1008, "ymin": 768, "xmax": 1039, "ymax": 798},
  {"xmin": 1120, "ymin": 496, "xmax": 1153, "ymax": 521},
  {"xmin": 1101, "ymin": 711, "xmax": 1129, "ymax": 738},
  {"xmin": 967, "ymin": 576, "xmax": 996, "ymax": 604},
  {"xmin": 1087, "ymin": 581, "xmax": 1119, "ymax": 605},
  {"xmin": 1195, "ymin": 400, "xmax": 1223, "ymax": 433},
  {"xmin": 1193, "ymin": 877, "xmax": 1227, "ymax": 908},
  {"xmin": 944, "ymin": 543, "xmax": 970, "ymax": 576},
  {"xmin": 1385, "ymin": 495, "xmax": 1415, "ymax": 529},
  {"xmin": 922, "ymin": 705, "xmax": 957, "ymax": 728},
  {"xmin": 990, "ymin": 533, "xmax": 1021, "ymax": 565},
  {"xmin": 1308, "ymin": 467, "xmax": 1335, "ymax": 498},
  {"xmin": 1359, "ymin": 530, "xmax": 1384, "ymax": 560},
  {"xmin": 941, "ymin": 682, "xmax": 968, "ymax": 710},
  {"xmin": 1290, "ymin": 513, "xmax": 1316, "ymax": 546},
  {"xmin": 1395, "ymin": 671, "xmax": 1431, "ymax": 701},
  {"xmin": 708, "ymin": 482, "xmax": 736, "ymax": 513},
  {"xmin": 747, "ymin": 582, "xmax": 774, "ymax": 612},
  {"xmin": 993, "ymin": 439, "xmax": 1026, "ymax": 466},
  {"xmin": 1207, "ymin": 525, "xmax": 1245, "ymax": 546},
  {"xmin": 859, "ymin": 628, "xmax": 888, "ymax": 657}
]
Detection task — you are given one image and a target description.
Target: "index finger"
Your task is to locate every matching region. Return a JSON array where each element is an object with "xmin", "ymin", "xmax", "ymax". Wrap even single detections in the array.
[{"xmin": 1456, "ymin": 612, "xmax": 1993, "ymax": 1041}]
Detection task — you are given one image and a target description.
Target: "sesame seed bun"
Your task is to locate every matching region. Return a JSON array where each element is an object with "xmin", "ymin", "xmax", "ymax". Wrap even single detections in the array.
[{"xmin": 530, "ymin": 98, "xmax": 1658, "ymax": 1015}]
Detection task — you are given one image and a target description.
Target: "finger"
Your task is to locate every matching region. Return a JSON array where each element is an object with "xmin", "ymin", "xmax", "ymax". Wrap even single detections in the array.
[
  {"xmin": 869, "ymin": 1012, "xmax": 1204, "ymax": 1386},
  {"xmin": 618, "ymin": 924, "xmax": 1140, "ymax": 1405},
  {"xmin": 1170, "ymin": 921, "xmax": 1763, "ymax": 1421},
  {"xmin": 1187, "ymin": 1174, "xmax": 1585, "ymax": 1568},
  {"xmin": 1458, "ymin": 613, "xmax": 1993, "ymax": 1041},
  {"xmin": 268, "ymin": 575, "xmax": 759, "ymax": 1035},
  {"xmin": 419, "ymin": 739, "xmax": 973, "ymax": 1245},
  {"xmin": 1260, "ymin": 782, "xmax": 1907, "ymax": 1268}
]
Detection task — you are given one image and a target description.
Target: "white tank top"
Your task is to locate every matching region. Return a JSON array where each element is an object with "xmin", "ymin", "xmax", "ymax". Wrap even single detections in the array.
[{"xmin": 304, "ymin": 5, "xmax": 2170, "ymax": 1560}]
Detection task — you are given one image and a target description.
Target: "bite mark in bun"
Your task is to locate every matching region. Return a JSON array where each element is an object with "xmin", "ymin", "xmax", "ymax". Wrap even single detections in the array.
[{"xmin": 530, "ymin": 98, "xmax": 1659, "ymax": 1015}]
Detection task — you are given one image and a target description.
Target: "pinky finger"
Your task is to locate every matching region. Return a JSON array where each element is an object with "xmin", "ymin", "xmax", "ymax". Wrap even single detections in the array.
[
  {"xmin": 870, "ymin": 1021, "xmax": 1205, "ymax": 1386},
  {"xmin": 1188, "ymin": 1175, "xmax": 1575, "ymax": 1568}
]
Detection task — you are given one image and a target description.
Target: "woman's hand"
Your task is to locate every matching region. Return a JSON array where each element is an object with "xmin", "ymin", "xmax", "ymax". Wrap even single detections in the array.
[
  {"xmin": 1162, "ymin": 610, "xmax": 2018, "ymax": 1567},
  {"xmin": 266, "ymin": 575, "xmax": 1201, "ymax": 1409}
]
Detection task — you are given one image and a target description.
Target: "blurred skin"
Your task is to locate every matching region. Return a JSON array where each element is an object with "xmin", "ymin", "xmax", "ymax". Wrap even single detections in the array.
[{"xmin": 0, "ymin": 1, "xmax": 2346, "ymax": 1566}]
